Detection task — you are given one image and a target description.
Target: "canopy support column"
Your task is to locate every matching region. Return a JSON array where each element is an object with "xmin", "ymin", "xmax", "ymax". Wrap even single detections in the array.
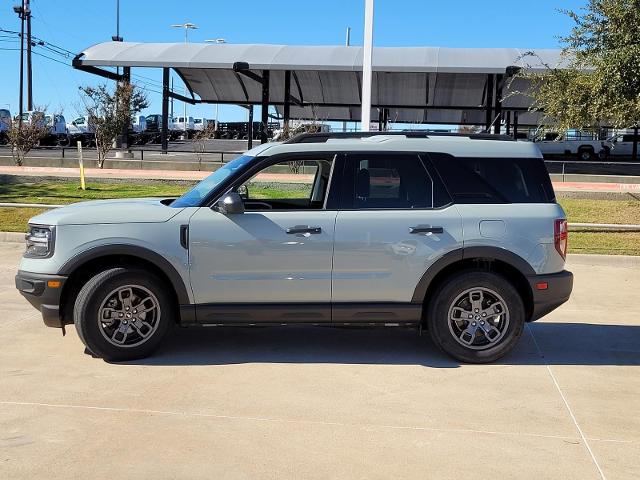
[
  {"xmin": 161, "ymin": 67, "xmax": 169, "ymax": 154},
  {"xmin": 485, "ymin": 74, "xmax": 494, "ymax": 132},
  {"xmin": 248, "ymin": 105, "xmax": 254, "ymax": 150},
  {"xmin": 494, "ymin": 74, "xmax": 503, "ymax": 134},
  {"xmin": 283, "ymin": 70, "xmax": 291, "ymax": 129},
  {"xmin": 505, "ymin": 111, "xmax": 511, "ymax": 136},
  {"xmin": 120, "ymin": 66, "xmax": 131, "ymax": 150},
  {"xmin": 513, "ymin": 111, "xmax": 519, "ymax": 140},
  {"xmin": 261, "ymin": 70, "xmax": 270, "ymax": 144}
]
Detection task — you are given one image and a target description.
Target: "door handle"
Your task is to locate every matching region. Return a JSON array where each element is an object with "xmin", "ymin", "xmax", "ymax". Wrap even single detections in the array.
[
  {"xmin": 409, "ymin": 225, "xmax": 444, "ymax": 234},
  {"xmin": 286, "ymin": 225, "xmax": 322, "ymax": 235}
]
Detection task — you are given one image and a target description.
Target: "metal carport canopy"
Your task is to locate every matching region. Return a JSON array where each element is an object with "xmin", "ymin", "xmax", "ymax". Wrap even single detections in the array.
[{"xmin": 75, "ymin": 42, "xmax": 563, "ymax": 125}]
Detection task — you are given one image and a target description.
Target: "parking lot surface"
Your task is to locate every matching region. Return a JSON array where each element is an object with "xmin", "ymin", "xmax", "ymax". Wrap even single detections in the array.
[{"xmin": 1, "ymin": 242, "xmax": 639, "ymax": 479}]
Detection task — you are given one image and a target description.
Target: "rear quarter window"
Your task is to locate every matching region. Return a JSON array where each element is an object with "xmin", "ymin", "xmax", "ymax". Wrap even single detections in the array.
[{"xmin": 428, "ymin": 153, "xmax": 555, "ymax": 204}]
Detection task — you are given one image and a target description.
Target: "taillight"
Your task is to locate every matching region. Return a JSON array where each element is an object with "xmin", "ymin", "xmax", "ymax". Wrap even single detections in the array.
[{"xmin": 554, "ymin": 219, "xmax": 568, "ymax": 260}]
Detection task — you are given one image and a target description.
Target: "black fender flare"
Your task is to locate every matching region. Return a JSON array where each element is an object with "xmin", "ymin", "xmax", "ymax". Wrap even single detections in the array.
[
  {"xmin": 58, "ymin": 244, "xmax": 191, "ymax": 304},
  {"xmin": 411, "ymin": 246, "xmax": 535, "ymax": 303}
]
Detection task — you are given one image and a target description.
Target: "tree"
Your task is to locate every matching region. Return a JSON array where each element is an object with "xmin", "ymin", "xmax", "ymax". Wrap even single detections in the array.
[
  {"xmin": 7, "ymin": 110, "xmax": 50, "ymax": 166},
  {"xmin": 192, "ymin": 121, "xmax": 217, "ymax": 166},
  {"xmin": 519, "ymin": 0, "xmax": 640, "ymax": 144},
  {"xmin": 79, "ymin": 83, "xmax": 148, "ymax": 168}
]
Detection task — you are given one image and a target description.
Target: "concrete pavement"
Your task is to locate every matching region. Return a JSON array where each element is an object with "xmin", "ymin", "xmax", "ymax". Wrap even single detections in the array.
[{"xmin": 1, "ymin": 242, "xmax": 639, "ymax": 479}]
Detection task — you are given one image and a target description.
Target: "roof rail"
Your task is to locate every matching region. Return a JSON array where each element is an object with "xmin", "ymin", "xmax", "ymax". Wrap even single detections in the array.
[{"xmin": 284, "ymin": 131, "xmax": 515, "ymax": 144}]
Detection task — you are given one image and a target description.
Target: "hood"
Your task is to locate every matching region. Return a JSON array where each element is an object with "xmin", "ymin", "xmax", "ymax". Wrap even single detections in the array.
[{"xmin": 29, "ymin": 198, "xmax": 183, "ymax": 226}]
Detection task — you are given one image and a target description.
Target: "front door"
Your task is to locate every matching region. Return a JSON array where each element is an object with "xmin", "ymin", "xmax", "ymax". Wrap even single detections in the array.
[
  {"xmin": 331, "ymin": 153, "xmax": 463, "ymax": 322},
  {"xmin": 188, "ymin": 156, "xmax": 337, "ymax": 324}
]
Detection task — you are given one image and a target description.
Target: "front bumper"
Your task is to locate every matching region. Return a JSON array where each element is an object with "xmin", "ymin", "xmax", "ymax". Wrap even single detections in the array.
[
  {"xmin": 528, "ymin": 270, "xmax": 574, "ymax": 322},
  {"xmin": 15, "ymin": 270, "xmax": 67, "ymax": 328}
]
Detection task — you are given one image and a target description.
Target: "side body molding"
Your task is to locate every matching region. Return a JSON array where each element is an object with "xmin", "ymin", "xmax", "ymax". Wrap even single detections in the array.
[
  {"xmin": 411, "ymin": 246, "xmax": 535, "ymax": 303},
  {"xmin": 58, "ymin": 244, "xmax": 191, "ymax": 304}
]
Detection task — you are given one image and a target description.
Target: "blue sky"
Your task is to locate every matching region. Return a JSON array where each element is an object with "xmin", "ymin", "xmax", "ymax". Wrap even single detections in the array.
[{"xmin": 0, "ymin": 0, "xmax": 585, "ymax": 122}]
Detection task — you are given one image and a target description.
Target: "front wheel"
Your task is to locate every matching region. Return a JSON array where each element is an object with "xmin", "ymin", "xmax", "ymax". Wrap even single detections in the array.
[
  {"xmin": 577, "ymin": 147, "xmax": 595, "ymax": 161},
  {"xmin": 74, "ymin": 268, "xmax": 174, "ymax": 361},
  {"xmin": 426, "ymin": 271, "xmax": 525, "ymax": 363}
]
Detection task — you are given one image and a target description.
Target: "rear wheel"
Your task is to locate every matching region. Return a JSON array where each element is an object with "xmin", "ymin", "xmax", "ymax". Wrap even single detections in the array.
[
  {"xmin": 426, "ymin": 271, "xmax": 525, "ymax": 363},
  {"xmin": 74, "ymin": 268, "xmax": 174, "ymax": 361}
]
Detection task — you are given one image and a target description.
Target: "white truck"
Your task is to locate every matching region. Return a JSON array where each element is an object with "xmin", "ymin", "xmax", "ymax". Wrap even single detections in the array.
[
  {"xmin": 534, "ymin": 134, "xmax": 602, "ymax": 161},
  {"xmin": 18, "ymin": 111, "xmax": 69, "ymax": 146},
  {"xmin": 171, "ymin": 116, "xmax": 195, "ymax": 138}
]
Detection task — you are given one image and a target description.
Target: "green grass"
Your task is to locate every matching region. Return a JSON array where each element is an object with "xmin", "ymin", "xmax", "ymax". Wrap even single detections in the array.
[
  {"xmin": 0, "ymin": 207, "xmax": 47, "ymax": 232},
  {"xmin": 2, "ymin": 182, "xmax": 640, "ymax": 255},
  {"xmin": 558, "ymin": 198, "xmax": 640, "ymax": 225},
  {"xmin": 0, "ymin": 181, "xmax": 190, "ymax": 205},
  {"xmin": 569, "ymin": 232, "xmax": 640, "ymax": 256}
]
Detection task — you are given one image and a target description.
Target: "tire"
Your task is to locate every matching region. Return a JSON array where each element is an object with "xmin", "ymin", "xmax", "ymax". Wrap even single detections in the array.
[
  {"xmin": 74, "ymin": 268, "xmax": 174, "ymax": 361},
  {"xmin": 426, "ymin": 271, "xmax": 525, "ymax": 364},
  {"xmin": 577, "ymin": 147, "xmax": 595, "ymax": 161}
]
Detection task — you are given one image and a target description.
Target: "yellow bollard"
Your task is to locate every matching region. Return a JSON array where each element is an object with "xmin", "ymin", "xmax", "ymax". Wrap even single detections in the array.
[{"xmin": 77, "ymin": 141, "xmax": 86, "ymax": 191}]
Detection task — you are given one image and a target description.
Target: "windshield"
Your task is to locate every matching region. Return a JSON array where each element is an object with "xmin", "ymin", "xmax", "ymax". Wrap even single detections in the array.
[{"xmin": 171, "ymin": 155, "xmax": 255, "ymax": 208}]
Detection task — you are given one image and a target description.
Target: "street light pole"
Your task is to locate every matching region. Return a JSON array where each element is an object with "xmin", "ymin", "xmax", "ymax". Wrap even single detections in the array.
[
  {"xmin": 360, "ymin": 0, "xmax": 374, "ymax": 132},
  {"xmin": 171, "ymin": 23, "xmax": 198, "ymax": 135},
  {"xmin": 205, "ymin": 39, "xmax": 226, "ymax": 134},
  {"xmin": 344, "ymin": 26, "xmax": 351, "ymax": 133}
]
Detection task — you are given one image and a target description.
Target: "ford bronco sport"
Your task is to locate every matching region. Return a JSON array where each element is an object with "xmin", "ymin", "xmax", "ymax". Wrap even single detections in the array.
[{"xmin": 15, "ymin": 132, "xmax": 573, "ymax": 363}]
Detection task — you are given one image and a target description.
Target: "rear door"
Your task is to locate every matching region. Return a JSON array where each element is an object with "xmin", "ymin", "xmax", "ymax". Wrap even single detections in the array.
[{"xmin": 331, "ymin": 153, "xmax": 463, "ymax": 322}]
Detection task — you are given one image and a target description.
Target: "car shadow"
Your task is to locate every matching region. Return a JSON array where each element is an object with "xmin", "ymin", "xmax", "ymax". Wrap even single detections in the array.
[{"xmin": 119, "ymin": 322, "xmax": 640, "ymax": 367}]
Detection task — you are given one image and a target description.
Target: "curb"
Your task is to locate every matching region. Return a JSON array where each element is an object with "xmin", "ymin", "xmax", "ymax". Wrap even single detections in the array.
[
  {"xmin": 567, "ymin": 253, "xmax": 640, "ymax": 268},
  {"xmin": 0, "ymin": 232, "xmax": 25, "ymax": 243}
]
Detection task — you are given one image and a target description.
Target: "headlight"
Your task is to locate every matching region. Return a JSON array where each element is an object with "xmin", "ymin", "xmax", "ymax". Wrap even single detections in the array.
[{"xmin": 25, "ymin": 225, "xmax": 55, "ymax": 258}]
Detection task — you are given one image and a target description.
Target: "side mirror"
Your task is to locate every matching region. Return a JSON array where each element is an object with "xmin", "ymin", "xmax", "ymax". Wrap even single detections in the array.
[{"xmin": 214, "ymin": 192, "xmax": 245, "ymax": 215}]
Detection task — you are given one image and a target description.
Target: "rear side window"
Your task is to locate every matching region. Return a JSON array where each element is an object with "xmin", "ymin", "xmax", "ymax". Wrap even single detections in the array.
[
  {"xmin": 428, "ymin": 153, "xmax": 555, "ymax": 204},
  {"xmin": 341, "ymin": 153, "xmax": 450, "ymax": 209}
]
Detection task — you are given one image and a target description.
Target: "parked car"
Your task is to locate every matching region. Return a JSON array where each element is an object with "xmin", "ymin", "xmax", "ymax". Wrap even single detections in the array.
[
  {"xmin": 15, "ymin": 132, "xmax": 573, "ymax": 363},
  {"xmin": 600, "ymin": 133, "xmax": 640, "ymax": 159},
  {"xmin": 0, "ymin": 108, "xmax": 10, "ymax": 144}
]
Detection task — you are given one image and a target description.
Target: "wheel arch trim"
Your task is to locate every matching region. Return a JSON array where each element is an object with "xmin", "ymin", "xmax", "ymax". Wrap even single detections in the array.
[
  {"xmin": 411, "ymin": 246, "xmax": 535, "ymax": 303},
  {"xmin": 58, "ymin": 244, "xmax": 191, "ymax": 304}
]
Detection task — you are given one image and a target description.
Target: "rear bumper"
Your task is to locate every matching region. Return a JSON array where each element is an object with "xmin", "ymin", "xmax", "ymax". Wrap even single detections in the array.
[
  {"xmin": 528, "ymin": 270, "xmax": 573, "ymax": 322},
  {"xmin": 15, "ymin": 270, "xmax": 67, "ymax": 328}
]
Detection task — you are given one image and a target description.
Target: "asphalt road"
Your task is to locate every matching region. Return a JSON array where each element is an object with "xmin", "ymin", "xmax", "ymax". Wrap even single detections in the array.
[{"xmin": 1, "ymin": 243, "xmax": 639, "ymax": 479}]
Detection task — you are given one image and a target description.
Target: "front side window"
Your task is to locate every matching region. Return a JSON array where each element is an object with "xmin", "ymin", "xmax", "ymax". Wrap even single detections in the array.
[
  {"xmin": 171, "ymin": 155, "xmax": 255, "ymax": 208},
  {"xmin": 235, "ymin": 158, "xmax": 333, "ymax": 210},
  {"xmin": 342, "ymin": 154, "xmax": 439, "ymax": 209}
]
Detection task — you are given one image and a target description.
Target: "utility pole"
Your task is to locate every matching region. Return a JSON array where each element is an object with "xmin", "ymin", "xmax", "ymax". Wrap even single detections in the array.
[
  {"xmin": 19, "ymin": 6, "xmax": 24, "ymax": 124},
  {"xmin": 13, "ymin": 2, "xmax": 28, "ymax": 125},
  {"xmin": 25, "ymin": 0, "xmax": 32, "ymax": 111},
  {"xmin": 360, "ymin": 0, "xmax": 374, "ymax": 132}
]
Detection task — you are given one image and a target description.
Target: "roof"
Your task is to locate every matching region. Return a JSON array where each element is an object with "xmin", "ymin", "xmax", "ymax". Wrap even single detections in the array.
[
  {"xmin": 77, "ymin": 42, "xmax": 562, "ymax": 73},
  {"xmin": 75, "ymin": 42, "xmax": 565, "ymax": 125},
  {"xmin": 248, "ymin": 134, "xmax": 542, "ymax": 159}
]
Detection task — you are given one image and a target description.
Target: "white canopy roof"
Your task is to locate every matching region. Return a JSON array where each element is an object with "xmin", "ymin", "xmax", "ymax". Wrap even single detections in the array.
[{"xmin": 76, "ymin": 42, "xmax": 564, "ymax": 125}]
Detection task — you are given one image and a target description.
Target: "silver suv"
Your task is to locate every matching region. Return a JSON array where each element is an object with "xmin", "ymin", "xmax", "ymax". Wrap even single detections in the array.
[{"xmin": 15, "ymin": 132, "xmax": 573, "ymax": 363}]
